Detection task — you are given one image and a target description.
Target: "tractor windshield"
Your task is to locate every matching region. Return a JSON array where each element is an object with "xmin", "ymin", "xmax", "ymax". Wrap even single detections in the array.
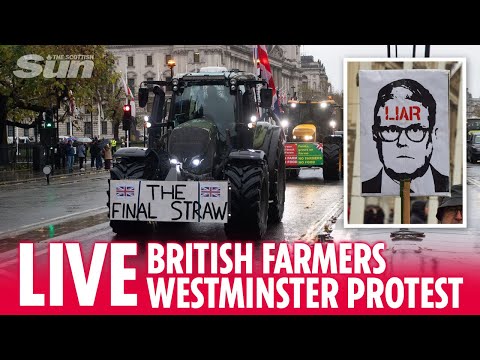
[
  {"xmin": 287, "ymin": 103, "xmax": 326, "ymax": 127},
  {"xmin": 172, "ymin": 85, "xmax": 236, "ymax": 140}
]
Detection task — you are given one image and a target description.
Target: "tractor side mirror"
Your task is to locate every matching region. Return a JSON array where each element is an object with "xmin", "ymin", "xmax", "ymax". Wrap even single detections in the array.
[
  {"xmin": 149, "ymin": 86, "xmax": 165, "ymax": 124},
  {"xmin": 138, "ymin": 87, "xmax": 149, "ymax": 108},
  {"xmin": 260, "ymin": 88, "xmax": 273, "ymax": 108}
]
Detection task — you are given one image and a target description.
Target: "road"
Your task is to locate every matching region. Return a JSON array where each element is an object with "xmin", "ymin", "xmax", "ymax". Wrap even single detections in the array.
[
  {"xmin": 2, "ymin": 163, "xmax": 479, "ymax": 277},
  {"xmin": 0, "ymin": 168, "xmax": 344, "ymax": 265},
  {"xmin": 0, "ymin": 171, "xmax": 110, "ymax": 235}
]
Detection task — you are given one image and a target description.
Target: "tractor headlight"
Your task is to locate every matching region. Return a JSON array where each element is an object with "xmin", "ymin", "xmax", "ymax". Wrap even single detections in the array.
[
  {"xmin": 170, "ymin": 158, "xmax": 179, "ymax": 165},
  {"xmin": 280, "ymin": 119, "xmax": 289, "ymax": 128},
  {"xmin": 191, "ymin": 157, "xmax": 203, "ymax": 167},
  {"xmin": 304, "ymin": 135, "xmax": 313, "ymax": 141}
]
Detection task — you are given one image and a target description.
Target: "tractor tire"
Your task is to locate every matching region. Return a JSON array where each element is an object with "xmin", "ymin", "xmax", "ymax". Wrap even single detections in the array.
[
  {"xmin": 268, "ymin": 141, "xmax": 286, "ymax": 224},
  {"xmin": 108, "ymin": 159, "xmax": 154, "ymax": 236},
  {"xmin": 224, "ymin": 161, "xmax": 269, "ymax": 240},
  {"xmin": 322, "ymin": 137, "xmax": 342, "ymax": 181}
]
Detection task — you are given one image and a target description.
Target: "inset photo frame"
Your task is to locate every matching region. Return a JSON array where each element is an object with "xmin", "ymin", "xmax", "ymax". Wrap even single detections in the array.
[{"xmin": 343, "ymin": 58, "xmax": 467, "ymax": 228}]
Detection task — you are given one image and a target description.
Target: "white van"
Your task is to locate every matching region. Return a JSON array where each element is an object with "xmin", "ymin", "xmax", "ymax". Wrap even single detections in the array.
[{"xmin": 7, "ymin": 136, "xmax": 32, "ymax": 144}]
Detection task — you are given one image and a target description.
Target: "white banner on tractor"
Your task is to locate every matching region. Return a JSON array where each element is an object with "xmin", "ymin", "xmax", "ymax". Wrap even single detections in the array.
[{"xmin": 109, "ymin": 180, "xmax": 230, "ymax": 223}]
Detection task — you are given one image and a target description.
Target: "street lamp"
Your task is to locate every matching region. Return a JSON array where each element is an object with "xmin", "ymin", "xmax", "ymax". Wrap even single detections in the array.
[
  {"xmin": 143, "ymin": 115, "xmax": 150, "ymax": 147},
  {"xmin": 167, "ymin": 59, "xmax": 176, "ymax": 78}
]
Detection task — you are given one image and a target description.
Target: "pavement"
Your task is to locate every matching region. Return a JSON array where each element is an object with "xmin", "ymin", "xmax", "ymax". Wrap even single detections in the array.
[{"xmin": 0, "ymin": 163, "xmax": 109, "ymax": 186}]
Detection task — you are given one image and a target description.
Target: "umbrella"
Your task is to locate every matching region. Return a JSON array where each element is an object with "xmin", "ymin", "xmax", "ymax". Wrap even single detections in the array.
[
  {"xmin": 98, "ymin": 138, "xmax": 110, "ymax": 148},
  {"xmin": 76, "ymin": 137, "xmax": 93, "ymax": 143}
]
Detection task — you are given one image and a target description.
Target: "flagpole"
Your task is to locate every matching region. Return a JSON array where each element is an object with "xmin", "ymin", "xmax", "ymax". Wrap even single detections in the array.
[
  {"xmin": 125, "ymin": 67, "xmax": 128, "ymax": 105},
  {"xmin": 125, "ymin": 66, "xmax": 130, "ymax": 147}
]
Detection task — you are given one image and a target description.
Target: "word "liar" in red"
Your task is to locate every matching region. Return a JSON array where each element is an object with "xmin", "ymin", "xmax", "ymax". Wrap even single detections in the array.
[{"xmin": 385, "ymin": 106, "xmax": 421, "ymax": 121}]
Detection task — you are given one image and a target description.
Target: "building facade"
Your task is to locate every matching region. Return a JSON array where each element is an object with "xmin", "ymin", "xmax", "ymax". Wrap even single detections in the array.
[
  {"xmin": 467, "ymin": 89, "xmax": 480, "ymax": 118},
  {"xmin": 8, "ymin": 46, "xmax": 331, "ymax": 142},
  {"xmin": 105, "ymin": 45, "xmax": 331, "ymax": 140}
]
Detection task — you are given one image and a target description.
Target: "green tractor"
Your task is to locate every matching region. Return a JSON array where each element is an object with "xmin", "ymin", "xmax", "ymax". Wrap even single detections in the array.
[{"xmin": 107, "ymin": 67, "xmax": 286, "ymax": 240}]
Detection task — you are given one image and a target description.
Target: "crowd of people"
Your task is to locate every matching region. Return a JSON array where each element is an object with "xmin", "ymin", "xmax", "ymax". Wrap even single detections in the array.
[
  {"xmin": 54, "ymin": 137, "xmax": 123, "ymax": 172},
  {"xmin": 362, "ymin": 184, "xmax": 463, "ymax": 225}
]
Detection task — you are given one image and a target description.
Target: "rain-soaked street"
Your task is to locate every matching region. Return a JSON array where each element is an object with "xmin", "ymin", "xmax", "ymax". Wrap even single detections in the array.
[
  {"xmin": 1, "ymin": 163, "xmax": 479, "ymax": 278},
  {"xmin": 0, "ymin": 168, "xmax": 344, "ymax": 273}
]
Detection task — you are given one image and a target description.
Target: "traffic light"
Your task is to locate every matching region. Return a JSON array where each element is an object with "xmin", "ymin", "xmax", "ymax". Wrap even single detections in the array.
[
  {"xmin": 45, "ymin": 110, "xmax": 54, "ymax": 128},
  {"xmin": 122, "ymin": 103, "xmax": 132, "ymax": 130}
]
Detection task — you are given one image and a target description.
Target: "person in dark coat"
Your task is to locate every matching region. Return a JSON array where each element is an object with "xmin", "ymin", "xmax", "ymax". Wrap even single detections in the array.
[
  {"xmin": 436, "ymin": 184, "xmax": 463, "ymax": 224},
  {"xmin": 410, "ymin": 200, "xmax": 428, "ymax": 224}
]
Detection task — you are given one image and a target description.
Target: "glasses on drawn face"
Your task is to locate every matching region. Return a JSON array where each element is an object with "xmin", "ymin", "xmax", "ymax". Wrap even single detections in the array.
[
  {"xmin": 443, "ymin": 205, "xmax": 463, "ymax": 217},
  {"xmin": 373, "ymin": 124, "xmax": 430, "ymax": 143}
]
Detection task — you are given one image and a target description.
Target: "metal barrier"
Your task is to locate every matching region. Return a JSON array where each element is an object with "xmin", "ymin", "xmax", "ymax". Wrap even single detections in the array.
[{"xmin": 0, "ymin": 143, "xmax": 38, "ymax": 169}]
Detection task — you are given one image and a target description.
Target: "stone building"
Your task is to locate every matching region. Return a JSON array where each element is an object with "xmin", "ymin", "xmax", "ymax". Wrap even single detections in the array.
[
  {"xmin": 8, "ymin": 46, "xmax": 331, "ymax": 142},
  {"xmin": 467, "ymin": 89, "xmax": 480, "ymax": 118},
  {"xmin": 298, "ymin": 55, "xmax": 330, "ymax": 100},
  {"xmin": 105, "ymin": 45, "xmax": 331, "ymax": 140}
]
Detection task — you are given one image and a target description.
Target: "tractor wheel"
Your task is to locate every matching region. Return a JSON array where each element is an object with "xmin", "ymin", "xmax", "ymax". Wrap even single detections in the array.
[
  {"xmin": 322, "ymin": 136, "xmax": 342, "ymax": 181},
  {"xmin": 268, "ymin": 141, "xmax": 286, "ymax": 224},
  {"xmin": 107, "ymin": 159, "xmax": 156, "ymax": 236},
  {"xmin": 224, "ymin": 161, "xmax": 269, "ymax": 240}
]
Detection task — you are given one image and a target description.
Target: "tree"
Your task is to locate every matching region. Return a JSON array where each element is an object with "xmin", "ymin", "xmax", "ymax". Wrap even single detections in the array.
[{"xmin": 0, "ymin": 45, "xmax": 120, "ymax": 163}]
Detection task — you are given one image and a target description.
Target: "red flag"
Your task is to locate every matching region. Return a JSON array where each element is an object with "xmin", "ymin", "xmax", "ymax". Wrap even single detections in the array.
[{"xmin": 257, "ymin": 45, "xmax": 278, "ymax": 114}]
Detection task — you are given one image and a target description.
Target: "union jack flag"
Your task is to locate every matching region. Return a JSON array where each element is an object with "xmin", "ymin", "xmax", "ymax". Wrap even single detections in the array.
[
  {"xmin": 116, "ymin": 185, "xmax": 135, "ymax": 197},
  {"xmin": 201, "ymin": 185, "xmax": 221, "ymax": 198},
  {"xmin": 316, "ymin": 143, "xmax": 323, "ymax": 151}
]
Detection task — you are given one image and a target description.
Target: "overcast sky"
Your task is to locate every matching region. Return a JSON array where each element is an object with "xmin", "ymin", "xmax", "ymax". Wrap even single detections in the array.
[{"xmin": 303, "ymin": 45, "xmax": 479, "ymax": 97}]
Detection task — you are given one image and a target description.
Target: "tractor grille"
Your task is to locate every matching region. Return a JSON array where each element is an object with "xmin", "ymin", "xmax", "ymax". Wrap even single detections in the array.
[{"xmin": 168, "ymin": 126, "xmax": 211, "ymax": 161}]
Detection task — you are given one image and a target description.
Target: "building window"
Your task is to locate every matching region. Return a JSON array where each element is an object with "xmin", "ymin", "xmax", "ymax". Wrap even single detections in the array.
[
  {"xmin": 101, "ymin": 121, "xmax": 108, "ymax": 135},
  {"xmin": 24, "ymin": 128, "xmax": 29, "ymax": 137},
  {"xmin": 128, "ymin": 78, "xmax": 135, "ymax": 96},
  {"xmin": 146, "ymin": 55, "xmax": 153, "ymax": 66},
  {"xmin": 84, "ymin": 122, "xmax": 92, "ymax": 136},
  {"xmin": 127, "ymin": 56, "xmax": 134, "ymax": 67},
  {"xmin": 7, "ymin": 126, "xmax": 13, "ymax": 137},
  {"xmin": 165, "ymin": 54, "xmax": 172, "ymax": 64},
  {"xmin": 194, "ymin": 52, "xmax": 200, "ymax": 63},
  {"xmin": 67, "ymin": 121, "xmax": 72, "ymax": 135},
  {"xmin": 146, "ymin": 77, "xmax": 154, "ymax": 89}
]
